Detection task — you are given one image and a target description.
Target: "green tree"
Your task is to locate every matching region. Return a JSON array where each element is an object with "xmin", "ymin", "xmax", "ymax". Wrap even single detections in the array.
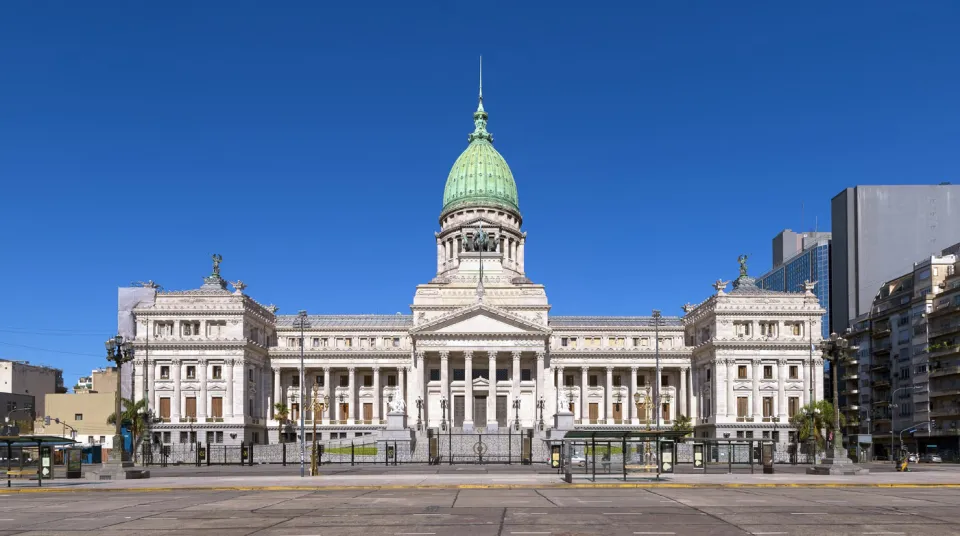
[
  {"xmin": 106, "ymin": 398, "xmax": 152, "ymax": 456},
  {"xmin": 672, "ymin": 414, "xmax": 693, "ymax": 436},
  {"xmin": 273, "ymin": 402, "xmax": 290, "ymax": 443},
  {"xmin": 789, "ymin": 400, "xmax": 843, "ymax": 448}
]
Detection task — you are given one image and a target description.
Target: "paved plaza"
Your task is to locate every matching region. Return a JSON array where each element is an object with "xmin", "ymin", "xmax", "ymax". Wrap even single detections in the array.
[{"xmin": 1, "ymin": 486, "xmax": 960, "ymax": 535}]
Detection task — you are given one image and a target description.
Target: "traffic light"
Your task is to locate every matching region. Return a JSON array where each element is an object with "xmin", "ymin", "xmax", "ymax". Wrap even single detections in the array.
[{"xmin": 44, "ymin": 416, "xmax": 51, "ymax": 426}]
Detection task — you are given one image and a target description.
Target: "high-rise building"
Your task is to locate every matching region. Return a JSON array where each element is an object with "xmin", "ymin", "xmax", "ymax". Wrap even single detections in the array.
[
  {"xmin": 831, "ymin": 184, "xmax": 960, "ymax": 333},
  {"xmin": 926, "ymin": 254, "xmax": 960, "ymax": 456},
  {"xmin": 759, "ymin": 230, "xmax": 832, "ymax": 339}
]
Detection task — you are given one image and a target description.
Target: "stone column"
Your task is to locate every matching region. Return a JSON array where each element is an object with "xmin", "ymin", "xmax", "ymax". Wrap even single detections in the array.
[
  {"xmin": 814, "ymin": 359, "xmax": 825, "ymax": 402},
  {"xmin": 679, "ymin": 366, "xmax": 688, "ymax": 418},
  {"xmin": 436, "ymin": 238, "xmax": 443, "ymax": 273},
  {"xmin": 726, "ymin": 359, "xmax": 736, "ymax": 417},
  {"xmin": 535, "ymin": 351, "xmax": 545, "ymax": 427},
  {"xmin": 440, "ymin": 351, "xmax": 450, "ymax": 420},
  {"xmin": 689, "ymin": 366, "xmax": 698, "ymax": 422},
  {"xmin": 777, "ymin": 359, "xmax": 787, "ymax": 418},
  {"xmin": 488, "ymin": 351, "xmax": 498, "ymax": 429},
  {"xmin": 225, "ymin": 359, "xmax": 235, "ymax": 418},
  {"xmin": 518, "ymin": 237, "xmax": 525, "ymax": 273},
  {"xmin": 606, "ymin": 366, "xmax": 614, "ymax": 424},
  {"xmin": 199, "ymin": 359, "xmax": 208, "ymax": 420},
  {"xmin": 512, "ymin": 350, "xmax": 521, "ymax": 399},
  {"xmin": 464, "ymin": 350, "xmax": 474, "ymax": 429},
  {"xmin": 630, "ymin": 366, "xmax": 639, "ymax": 424},
  {"xmin": 323, "ymin": 367, "xmax": 331, "ymax": 422},
  {"xmin": 373, "ymin": 367, "xmax": 381, "ymax": 423},
  {"xmin": 347, "ymin": 367, "xmax": 356, "ymax": 424},
  {"xmin": 802, "ymin": 359, "xmax": 810, "ymax": 406},
  {"xmin": 398, "ymin": 366, "xmax": 407, "ymax": 417},
  {"xmin": 580, "ymin": 366, "xmax": 588, "ymax": 422},
  {"xmin": 752, "ymin": 359, "xmax": 762, "ymax": 419},
  {"xmin": 273, "ymin": 368, "xmax": 281, "ymax": 419},
  {"xmin": 172, "ymin": 359, "xmax": 182, "ymax": 421},
  {"xmin": 133, "ymin": 359, "xmax": 144, "ymax": 404},
  {"xmin": 556, "ymin": 365, "xmax": 565, "ymax": 414},
  {"xmin": 412, "ymin": 351, "xmax": 424, "ymax": 424},
  {"xmin": 143, "ymin": 357, "xmax": 151, "ymax": 412}
]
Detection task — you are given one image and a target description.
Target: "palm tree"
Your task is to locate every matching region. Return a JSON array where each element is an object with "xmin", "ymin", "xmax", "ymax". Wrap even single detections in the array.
[
  {"xmin": 106, "ymin": 398, "xmax": 152, "ymax": 458},
  {"xmin": 672, "ymin": 414, "xmax": 693, "ymax": 437},
  {"xmin": 274, "ymin": 402, "xmax": 290, "ymax": 443},
  {"xmin": 790, "ymin": 400, "xmax": 843, "ymax": 449}
]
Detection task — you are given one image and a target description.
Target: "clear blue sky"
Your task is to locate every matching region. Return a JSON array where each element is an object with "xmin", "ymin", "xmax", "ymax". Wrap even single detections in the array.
[{"xmin": 2, "ymin": 2, "xmax": 958, "ymax": 390}]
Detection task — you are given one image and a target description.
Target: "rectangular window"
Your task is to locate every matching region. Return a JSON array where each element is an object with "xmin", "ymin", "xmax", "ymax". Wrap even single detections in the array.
[
  {"xmin": 291, "ymin": 403, "xmax": 299, "ymax": 421},
  {"xmin": 560, "ymin": 337, "xmax": 570, "ymax": 347},
  {"xmin": 496, "ymin": 369, "xmax": 508, "ymax": 382},
  {"xmin": 763, "ymin": 365, "xmax": 773, "ymax": 380},
  {"xmin": 564, "ymin": 375, "xmax": 574, "ymax": 387},
  {"xmin": 638, "ymin": 375, "xmax": 646, "ymax": 386},
  {"xmin": 430, "ymin": 369, "xmax": 440, "ymax": 382},
  {"xmin": 737, "ymin": 397, "xmax": 748, "ymax": 417},
  {"xmin": 788, "ymin": 397, "xmax": 799, "ymax": 417},
  {"xmin": 212, "ymin": 365, "xmax": 222, "ymax": 380},
  {"xmin": 215, "ymin": 431, "xmax": 224, "ymax": 443},
  {"xmin": 186, "ymin": 365, "xmax": 196, "ymax": 379},
  {"xmin": 179, "ymin": 432, "xmax": 188, "ymax": 444},
  {"xmin": 772, "ymin": 431, "xmax": 780, "ymax": 442},
  {"xmin": 292, "ymin": 375, "xmax": 300, "ymax": 388},
  {"xmin": 160, "ymin": 366, "xmax": 170, "ymax": 379},
  {"xmin": 738, "ymin": 365, "xmax": 747, "ymax": 379},
  {"xmin": 589, "ymin": 375, "xmax": 598, "ymax": 387},
  {"xmin": 211, "ymin": 397, "xmax": 223, "ymax": 418},
  {"xmin": 340, "ymin": 375, "xmax": 350, "ymax": 387},
  {"xmin": 706, "ymin": 368, "xmax": 711, "ymax": 381},
  {"xmin": 759, "ymin": 322, "xmax": 777, "ymax": 337},
  {"xmin": 762, "ymin": 397, "xmax": 773, "ymax": 418},
  {"xmin": 453, "ymin": 369, "xmax": 465, "ymax": 381},
  {"xmin": 185, "ymin": 397, "xmax": 197, "ymax": 419},
  {"xmin": 363, "ymin": 375, "xmax": 373, "ymax": 387},
  {"xmin": 745, "ymin": 431, "xmax": 754, "ymax": 439},
  {"xmin": 159, "ymin": 398, "xmax": 171, "ymax": 420},
  {"xmin": 737, "ymin": 431, "xmax": 744, "ymax": 439},
  {"xmin": 661, "ymin": 374, "xmax": 669, "ymax": 387},
  {"xmin": 387, "ymin": 375, "xmax": 396, "ymax": 387},
  {"xmin": 613, "ymin": 375, "xmax": 621, "ymax": 387},
  {"xmin": 314, "ymin": 375, "xmax": 324, "ymax": 386},
  {"xmin": 206, "ymin": 431, "xmax": 214, "ymax": 444},
  {"xmin": 163, "ymin": 431, "xmax": 171, "ymax": 444},
  {"xmin": 74, "ymin": 413, "xmax": 83, "ymax": 421},
  {"xmin": 392, "ymin": 337, "xmax": 401, "ymax": 347},
  {"xmin": 789, "ymin": 365, "xmax": 798, "ymax": 379},
  {"xmin": 312, "ymin": 337, "xmax": 320, "ymax": 347},
  {"xmin": 521, "ymin": 369, "xmax": 532, "ymax": 381}
]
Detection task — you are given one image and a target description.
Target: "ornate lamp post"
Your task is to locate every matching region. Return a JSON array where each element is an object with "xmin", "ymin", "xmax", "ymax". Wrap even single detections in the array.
[
  {"xmin": 537, "ymin": 396, "xmax": 545, "ymax": 431},
  {"xmin": 416, "ymin": 396, "xmax": 423, "ymax": 431},
  {"xmin": 513, "ymin": 398, "xmax": 521, "ymax": 431},
  {"xmin": 440, "ymin": 396, "xmax": 448, "ymax": 431},
  {"xmin": 292, "ymin": 310, "xmax": 310, "ymax": 478},
  {"xmin": 652, "ymin": 310, "xmax": 662, "ymax": 429},
  {"xmin": 614, "ymin": 391, "xmax": 623, "ymax": 423},
  {"xmin": 105, "ymin": 335, "xmax": 135, "ymax": 462},
  {"xmin": 808, "ymin": 330, "xmax": 868, "ymax": 475}
]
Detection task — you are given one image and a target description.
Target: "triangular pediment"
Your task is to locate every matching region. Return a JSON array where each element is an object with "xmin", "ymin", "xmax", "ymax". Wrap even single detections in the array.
[{"xmin": 411, "ymin": 303, "xmax": 549, "ymax": 336}]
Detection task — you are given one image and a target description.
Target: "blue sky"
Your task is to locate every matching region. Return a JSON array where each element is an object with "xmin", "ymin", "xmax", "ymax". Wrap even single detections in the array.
[{"xmin": 2, "ymin": 2, "xmax": 959, "ymax": 389}]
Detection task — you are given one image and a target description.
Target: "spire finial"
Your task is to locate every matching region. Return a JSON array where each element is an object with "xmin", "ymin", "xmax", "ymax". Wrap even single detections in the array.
[{"xmin": 478, "ymin": 55, "xmax": 484, "ymax": 112}]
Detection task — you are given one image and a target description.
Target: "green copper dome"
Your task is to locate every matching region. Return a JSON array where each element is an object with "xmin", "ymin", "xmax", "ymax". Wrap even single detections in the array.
[{"xmin": 441, "ymin": 98, "xmax": 520, "ymax": 218}]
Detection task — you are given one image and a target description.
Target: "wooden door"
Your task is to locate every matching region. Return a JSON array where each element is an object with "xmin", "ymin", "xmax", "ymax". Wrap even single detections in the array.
[
  {"xmin": 588, "ymin": 403, "xmax": 599, "ymax": 424},
  {"xmin": 211, "ymin": 397, "xmax": 223, "ymax": 419},
  {"xmin": 474, "ymin": 396, "xmax": 487, "ymax": 425},
  {"xmin": 496, "ymin": 395, "xmax": 508, "ymax": 426},
  {"xmin": 362, "ymin": 403, "xmax": 372, "ymax": 423},
  {"xmin": 636, "ymin": 403, "xmax": 646, "ymax": 422},
  {"xmin": 184, "ymin": 397, "xmax": 197, "ymax": 420},
  {"xmin": 454, "ymin": 396, "xmax": 465, "ymax": 427},
  {"xmin": 159, "ymin": 398, "xmax": 171, "ymax": 421},
  {"xmin": 340, "ymin": 403, "xmax": 349, "ymax": 422},
  {"xmin": 612, "ymin": 402, "xmax": 622, "ymax": 423}
]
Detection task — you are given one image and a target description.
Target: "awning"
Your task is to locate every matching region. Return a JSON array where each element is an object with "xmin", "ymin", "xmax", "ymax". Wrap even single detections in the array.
[{"xmin": 0, "ymin": 435, "xmax": 79, "ymax": 447}]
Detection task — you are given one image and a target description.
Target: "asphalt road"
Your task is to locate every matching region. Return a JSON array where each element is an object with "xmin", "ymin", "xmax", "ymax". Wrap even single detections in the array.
[{"xmin": 1, "ymin": 487, "xmax": 959, "ymax": 535}]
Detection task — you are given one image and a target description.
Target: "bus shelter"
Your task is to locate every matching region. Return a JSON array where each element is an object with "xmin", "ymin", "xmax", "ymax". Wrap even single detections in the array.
[
  {"xmin": 0, "ymin": 435, "xmax": 79, "ymax": 488},
  {"xmin": 556, "ymin": 430, "xmax": 691, "ymax": 482}
]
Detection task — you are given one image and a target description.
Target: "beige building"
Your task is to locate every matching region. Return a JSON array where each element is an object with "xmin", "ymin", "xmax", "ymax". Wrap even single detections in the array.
[
  {"xmin": 0, "ymin": 359, "xmax": 64, "ymax": 417},
  {"xmin": 39, "ymin": 367, "xmax": 119, "ymax": 449}
]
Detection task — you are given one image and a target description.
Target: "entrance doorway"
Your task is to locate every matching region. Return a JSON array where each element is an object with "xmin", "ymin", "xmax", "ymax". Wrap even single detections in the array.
[
  {"xmin": 612, "ymin": 403, "xmax": 623, "ymax": 423},
  {"xmin": 454, "ymin": 396, "xmax": 465, "ymax": 427},
  {"xmin": 588, "ymin": 403, "xmax": 599, "ymax": 424},
  {"xmin": 474, "ymin": 395, "xmax": 487, "ymax": 425},
  {"xmin": 497, "ymin": 395, "xmax": 508, "ymax": 426},
  {"xmin": 339, "ymin": 403, "xmax": 349, "ymax": 422},
  {"xmin": 362, "ymin": 403, "xmax": 372, "ymax": 423}
]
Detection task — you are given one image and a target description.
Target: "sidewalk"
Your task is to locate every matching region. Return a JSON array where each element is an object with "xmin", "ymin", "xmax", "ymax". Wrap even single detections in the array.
[{"xmin": 4, "ymin": 465, "xmax": 960, "ymax": 492}]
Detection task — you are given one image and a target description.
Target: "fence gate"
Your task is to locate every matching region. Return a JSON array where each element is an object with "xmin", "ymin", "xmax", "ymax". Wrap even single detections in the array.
[{"xmin": 436, "ymin": 429, "xmax": 534, "ymax": 464}]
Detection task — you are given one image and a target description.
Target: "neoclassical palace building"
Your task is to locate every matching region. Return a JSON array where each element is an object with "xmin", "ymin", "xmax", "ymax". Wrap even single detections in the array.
[{"xmin": 127, "ymin": 90, "xmax": 825, "ymax": 447}]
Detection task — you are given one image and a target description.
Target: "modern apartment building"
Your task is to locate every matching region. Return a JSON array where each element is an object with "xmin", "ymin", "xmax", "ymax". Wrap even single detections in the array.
[
  {"xmin": 926, "ymin": 255, "xmax": 960, "ymax": 455},
  {"xmin": 831, "ymin": 184, "xmax": 960, "ymax": 333},
  {"xmin": 759, "ymin": 229, "xmax": 832, "ymax": 339},
  {"xmin": 841, "ymin": 247, "xmax": 958, "ymax": 459}
]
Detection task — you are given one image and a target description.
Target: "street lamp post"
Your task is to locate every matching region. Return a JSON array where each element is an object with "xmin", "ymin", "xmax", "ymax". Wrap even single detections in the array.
[
  {"xmin": 310, "ymin": 386, "xmax": 328, "ymax": 476},
  {"xmin": 440, "ymin": 396, "xmax": 448, "ymax": 431},
  {"xmin": 513, "ymin": 398, "xmax": 521, "ymax": 431},
  {"xmin": 292, "ymin": 310, "xmax": 310, "ymax": 478},
  {"xmin": 652, "ymin": 310, "xmax": 662, "ymax": 430},
  {"xmin": 537, "ymin": 396, "xmax": 545, "ymax": 431},
  {"xmin": 415, "ymin": 397, "xmax": 423, "ymax": 431},
  {"xmin": 807, "ymin": 330, "xmax": 869, "ymax": 475},
  {"xmin": 105, "ymin": 335, "xmax": 135, "ymax": 462}
]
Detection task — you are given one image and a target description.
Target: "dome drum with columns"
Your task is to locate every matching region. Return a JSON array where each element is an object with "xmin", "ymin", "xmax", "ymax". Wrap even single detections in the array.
[{"xmin": 126, "ymin": 75, "xmax": 825, "ymax": 451}]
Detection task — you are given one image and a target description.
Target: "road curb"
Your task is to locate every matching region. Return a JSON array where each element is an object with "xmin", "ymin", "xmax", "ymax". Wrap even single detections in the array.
[{"xmin": 3, "ymin": 482, "xmax": 960, "ymax": 493}]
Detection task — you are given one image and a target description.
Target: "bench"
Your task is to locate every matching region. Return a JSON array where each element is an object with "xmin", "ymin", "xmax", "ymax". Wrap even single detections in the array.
[{"xmin": 5, "ymin": 469, "xmax": 35, "ymax": 479}]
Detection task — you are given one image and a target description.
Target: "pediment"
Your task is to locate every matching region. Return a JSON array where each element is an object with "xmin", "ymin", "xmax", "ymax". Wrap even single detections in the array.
[{"xmin": 411, "ymin": 303, "xmax": 548, "ymax": 336}]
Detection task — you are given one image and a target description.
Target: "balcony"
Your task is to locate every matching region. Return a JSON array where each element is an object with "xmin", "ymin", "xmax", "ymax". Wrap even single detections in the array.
[
  {"xmin": 930, "ymin": 323, "xmax": 960, "ymax": 339},
  {"xmin": 873, "ymin": 345, "xmax": 892, "ymax": 355},
  {"xmin": 930, "ymin": 407, "xmax": 960, "ymax": 418},
  {"xmin": 735, "ymin": 416, "xmax": 755, "ymax": 422},
  {"xmin": 930, "ymin": 365, "xmax": 960, "ymax": 378},
  {"xmin": 928, "ymin": 344, "xmax": 960, "ymax": 360},
  {"xmin": 873, "ymin": 398, "xmax": 891, "ymax": 406},
  {"xmin": 873, "ymin": 379, "xmax": 891, "ymax": 389},
  {"xmin": 929, "ymin": 388, "xmax": 960, "ymax": 398},
  {"xmin": 872, "ymin": 328, "xmax": 892, "ymax": 339},
  {"xmin": 871, "ymin": 361, "xmax": 891, "ymax": 373},
  {"xmin": 842, "ymin": 373, "xmax": 860, "ymax": 381}
]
